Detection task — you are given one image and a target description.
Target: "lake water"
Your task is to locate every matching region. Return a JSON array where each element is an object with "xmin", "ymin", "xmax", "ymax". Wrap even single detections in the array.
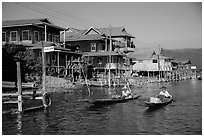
[{"xmin": 2, "ymin": 79, "xmax": 202, "ymax": 135}]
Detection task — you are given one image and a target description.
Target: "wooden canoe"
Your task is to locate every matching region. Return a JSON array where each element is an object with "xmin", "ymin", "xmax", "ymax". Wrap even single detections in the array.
[
  {"xmin": 83, "ymin": 95, "xmax": 140, "ymax": 105},
  {"xmin": 144, "ymin": 97, "xmax": 173, "ymax": 108}
]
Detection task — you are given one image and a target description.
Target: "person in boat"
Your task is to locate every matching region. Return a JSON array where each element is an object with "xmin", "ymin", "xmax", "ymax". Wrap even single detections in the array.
[
  {"xmin": 158, "ymin": 87, "xmax": 172, "ymax": 102},
  {"xmin": 122, "ymin": 85, "xmax": 132, "ymax": 99}
]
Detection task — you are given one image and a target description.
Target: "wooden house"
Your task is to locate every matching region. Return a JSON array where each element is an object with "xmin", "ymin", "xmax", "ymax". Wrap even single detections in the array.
[
  {"xmin": 127, "ymin": 47, "xmax": 173, "ymax": 78},
  {"xmin": 2, "ymin": 18, "xmax": 82, "ymax": 78},
  {"xmin": 171, "ymin": 60, "xmax": 192, "ymax": 79},
  {"xmin": 61, "ymin": 26, "xmax": 135, "ymax": 79}
]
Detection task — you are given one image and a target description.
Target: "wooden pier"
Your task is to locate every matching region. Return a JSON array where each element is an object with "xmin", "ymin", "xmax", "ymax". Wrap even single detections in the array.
[{"xmin": 2, "ymin": 60, "xmax": 51, "ymax": 113}]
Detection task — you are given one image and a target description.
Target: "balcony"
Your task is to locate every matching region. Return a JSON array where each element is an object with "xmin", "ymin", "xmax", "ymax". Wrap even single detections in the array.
[
  {"xmin": 105, "ymin": 63, "xmax": 118, "ymax": 69},
  {"xmin": 93, "ymin": 63, "xmax": 126, "ymax": 70},
  {"xmin": 121, "ymin": 47, "xmax": 135, "ymax": 53}
]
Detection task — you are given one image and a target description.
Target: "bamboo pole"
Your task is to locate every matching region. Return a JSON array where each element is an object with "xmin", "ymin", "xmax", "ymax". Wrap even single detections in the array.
[{"xmin": 17, "ymin": 61, "xmax": 23, "ymax": 112}]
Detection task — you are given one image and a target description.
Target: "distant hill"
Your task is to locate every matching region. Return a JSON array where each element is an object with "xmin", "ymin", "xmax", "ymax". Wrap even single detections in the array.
[{"xmin": 163, "ymin": 48, "xmax": 202, "ymax": 70}]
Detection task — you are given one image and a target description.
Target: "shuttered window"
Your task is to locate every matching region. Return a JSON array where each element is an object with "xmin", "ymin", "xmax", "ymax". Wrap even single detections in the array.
[{"xmin": 91, "ymin": 43, "xmax": 96, "ymax": 51}]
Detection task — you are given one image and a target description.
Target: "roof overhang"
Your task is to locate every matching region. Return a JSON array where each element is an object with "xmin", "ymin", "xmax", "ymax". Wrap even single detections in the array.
[
  {"xmin": 3, "ymin": 22, "xmax": 65, "ymax": 31},
  {"xmin": 83, "ymin": 51, "xmax": 126, "ymax": 57}
]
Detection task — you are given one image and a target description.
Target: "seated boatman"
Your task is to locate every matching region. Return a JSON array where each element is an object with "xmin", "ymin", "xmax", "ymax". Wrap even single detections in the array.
[
  {"xmin": 122, "ymin": 85, "xmax": 132, "ymax": 99},
  {"xmin": 158, "ymin": 87, "xmax": 172, "ymax": 102},
  {"xmin": 159, "ymin": 88, "xmax": 172, "ymax": 98}
]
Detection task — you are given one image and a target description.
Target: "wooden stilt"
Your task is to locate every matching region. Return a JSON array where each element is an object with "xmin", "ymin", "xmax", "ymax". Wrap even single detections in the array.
[
  {"xmin": 17, "ymin": 61, "xmax": 23, "ymax": 112},
  {"xmin": 65, "ymin": 54, "xmax": 67, "ymax": 75},
  {"xmin": 57, "ymin": 52, "xmax": 60, "ymax": 74}
]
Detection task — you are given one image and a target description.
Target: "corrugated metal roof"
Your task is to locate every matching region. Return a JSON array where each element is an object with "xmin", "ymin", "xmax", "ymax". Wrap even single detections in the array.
[
  {"xmin": 83, "ymin": 51, "xmax": 125, "ymax": 57},
  {"xmin": 61, "ymin": 26, "xmax": 135, "ymax": 42},
  {"xmin": 95, "ymin": 27, "xmax": 135, "ymax": 38},
  {"xmin": 3, "ymin": 18, "xmax": 65, "ymax": 30},
  {"xmin": 127, "ymin": 47, "xmax": 171, "ymax": 60},
  {"xmin": 3, "ymin": 18, "xmax": 52, "ymax": 27},
  {"xmin": 61, "ymin": 34, "xmax": 105, "ymax": 41},
  {"xmin": 30, "ymin": 41, "xmax": 82, "ymax": 54}
]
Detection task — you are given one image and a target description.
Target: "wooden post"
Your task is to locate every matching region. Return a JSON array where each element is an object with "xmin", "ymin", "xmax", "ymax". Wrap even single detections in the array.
[
  {"xmin": 108, "ymin": 24, "xmax": 112, "ymax": 88},
  {"xmin": 157, "ymin": 55, "xmax": 160, "ymax": 81},
  {"xmin": 71, "ymin": 56, "xmax": 74, "ymax": 78},
  {"xmin": 65, "ymin": 54, "xmax": 67, "ymax": 75},
  {"xmin": 45, "ymin": 25, "xmax": 47, "ymax": 42},
  {"xmin": 42, "ymin": 24, "xmax": 47, "ymax": 93},
  {"xmin": 17, "ymin": 61, "xmax": 23, "ymax": 112},
  {"xmin": 63, "ymin": 30, "xmax": 66, "ymax": 47},
  {"xmin": 57, "ymin": 52, "xmax": 60, "ymax": 74},
  {"xmin": 108, "ymin": 38, "xmax": 112, "ymax": 87},
  {"xmin": 42, "ymin": 42, "xmax": 46, "ymax": 93}
]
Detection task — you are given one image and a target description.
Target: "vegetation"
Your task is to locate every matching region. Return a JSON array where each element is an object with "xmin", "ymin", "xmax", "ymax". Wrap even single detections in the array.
[{"xmin": 2, "ymin": 43, "xmax": 42, "ymax": 83}]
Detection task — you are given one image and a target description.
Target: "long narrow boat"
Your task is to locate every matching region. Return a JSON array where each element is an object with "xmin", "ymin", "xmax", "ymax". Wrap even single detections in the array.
[
  {"xmin": 144, "ymin": 96, "xmax": 173, "ymax": 108},
  {"xmin": 83, "ymin": 95, "xmax": 140, "ymax": 105}
]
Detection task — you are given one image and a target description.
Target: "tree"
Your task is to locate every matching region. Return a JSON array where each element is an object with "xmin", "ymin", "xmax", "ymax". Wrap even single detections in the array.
[{"xmin": 2, "ymin": 43, "xmax": 42, "ymax": 83}]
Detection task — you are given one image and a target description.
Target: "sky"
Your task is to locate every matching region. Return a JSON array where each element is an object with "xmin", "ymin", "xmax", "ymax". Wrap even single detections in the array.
[{"xmin": 2, "ymin": 2, "xmax": 202, "ymax": 49}]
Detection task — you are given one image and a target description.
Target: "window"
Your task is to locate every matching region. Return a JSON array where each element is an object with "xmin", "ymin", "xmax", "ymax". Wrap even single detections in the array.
[
  {"xmin": 22, "ymin": 30, "xmax": 29, "ymax": 41},
  {"xmin": 10, "ymin": 31, "xmax": 17, "ymax": 41},
  {"xmin": 91, "ymin": 43, "xmax": 96, "ymax": 51},
  {"xmin": 34, "ymin": 31, "xmax": 39, "ymax": 41},
  {"xmin": 2, "ymin": 32, "xmax": 6, "ymax": 42},
  {"xmin": 153, "ymin": 60, "xmax": 157, "ymax": 63}
]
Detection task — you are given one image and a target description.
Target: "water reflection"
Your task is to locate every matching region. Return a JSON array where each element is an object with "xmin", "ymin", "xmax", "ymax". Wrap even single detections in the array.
[
  {"xmin": 17, "ymin": 113, "xmax": 22, "ymax": 135},
  {"xmin": 40, "ymin": 109, "xmax": 50, "ymax": 134}
]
